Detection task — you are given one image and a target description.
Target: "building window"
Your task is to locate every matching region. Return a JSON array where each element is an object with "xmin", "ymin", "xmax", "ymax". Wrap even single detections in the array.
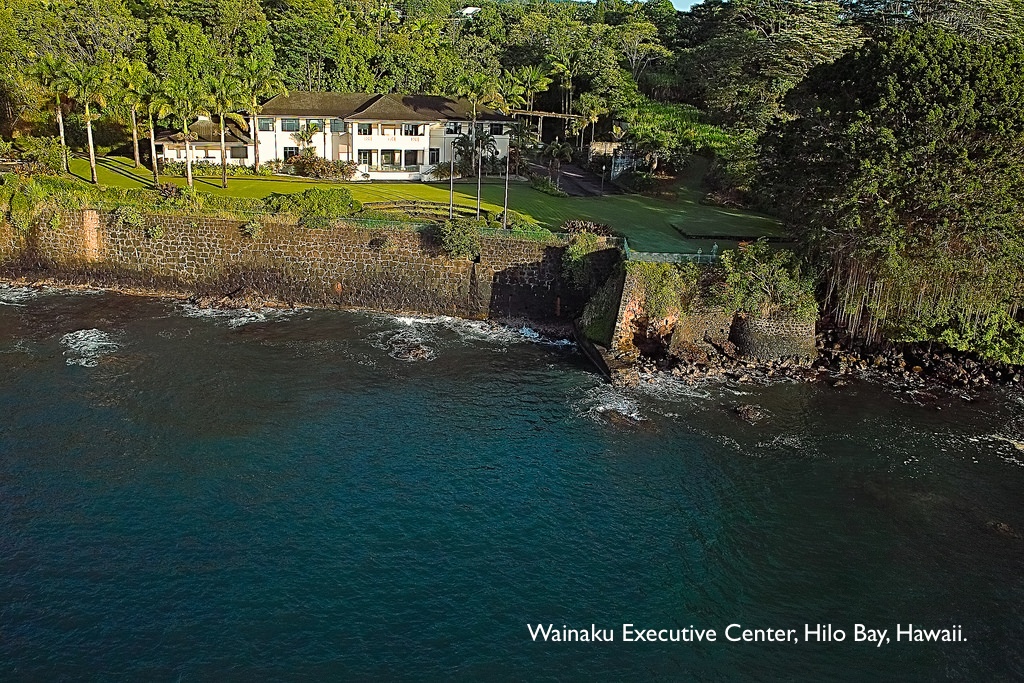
[
  {"xmin": 429, "ymin": 148, "xmax": 440, "ymax": 164},
  {"xmin": 306, "ymin": 119, "xmax": 324, "ymax": 132},
  {"xmin": 445, "ymin": 122, "xmax": 462, "ymax": 135},
  {"xmin": 490, "ymin": 123, "xmax": 503, "ymax": 136},
  {"xmin": 283, "ymin": 146, "xmax": 299, "ymax": 160},
  {"xmin": 357, "ymin": 123, "xmax": 372, "ymax": 135},
  {"xmin": 230, "ymin": 146, "xmax": 248, "ymax": 159},
  {"xmin": 258, "ymin": 117, "xmax": 275, "ymax": 131},
  {"xmin": 281, "ymin": 118, "xmax": 300, "ymax": 132},
  {"xmin": 404, "ymin": 150, "xmax": 418, "ymax": 167},
  {"xmin": 330, "ymin": 119, "xmax": 345, "ymax": 133},
  {"xmin": 402, "ymin": 124, "xmax": 419, "ymax": 136},
  {"xmin": 380, "ymin": 150, "xmax": 400, "ymax": 166},
  {"xmin": 358, "ymin": 150, "xmax": 371, "ymax": 165}
]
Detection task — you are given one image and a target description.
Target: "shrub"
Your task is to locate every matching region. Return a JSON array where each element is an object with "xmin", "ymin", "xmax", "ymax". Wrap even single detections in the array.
[
  {"xmin": 714, "ymin": 240, "xmax": 817, "ymax": 321},
  {"xmin": 14, "ymin": 136, "xmax": 64, "ymax": 174},
  {"xmin": 437, "ymin": 217, "xmax": 483, "ymax": 259},
  {"xmin": 264, "ymin": 187, "xmax": 361, "ymax": 227},
  {"xmin": 240, "ymin": 219, "xmax": 263, "ymax": 239},
  {"xmin": 562, "ymin": 230, "xmax": 603, "ymax": 288},
  {"xmin": 144, "ymin": 223, "xmax": 165, "ymax": 240},
  {"xmin": 626, "ymin": 261, "xmax": 699, "ymax": 320},
  {"xmin": 157, "ymin": 182, "xmax": 181, "ymax": 200},
  {"xmin": 6, "ymin": 177, "xmax": 47, "ymax": 233},
  {"xmin": 530, "ymin": 174, "xmax": 568, "ymax": 197},
  {"xmin": 287, "ymin": 152, "xmax": 359, "ymax": 180},
  {"xmin": 110, "ymin": 205, "xmax": 145, "ymax": 232},
  {"xmin": 562, "ymin": 219, "xmax": 615, "ymax": 237}
]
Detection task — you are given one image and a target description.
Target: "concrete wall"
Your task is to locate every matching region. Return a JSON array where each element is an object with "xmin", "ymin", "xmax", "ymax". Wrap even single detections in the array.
[{"xmin": 2, "ymin": 209, "xmax": 605, "ymax": 322}]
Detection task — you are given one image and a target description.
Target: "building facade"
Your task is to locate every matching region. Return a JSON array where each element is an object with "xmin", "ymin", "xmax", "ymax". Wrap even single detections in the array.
[{"xmin": 157, "ymin": 92, "xmax": 513, "ymax": 181}]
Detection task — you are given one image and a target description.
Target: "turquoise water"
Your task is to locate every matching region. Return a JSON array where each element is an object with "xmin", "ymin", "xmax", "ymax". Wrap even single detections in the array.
[{"xmin": 1, "ymin": 286, "xmax": 1022, "ymax": 681}]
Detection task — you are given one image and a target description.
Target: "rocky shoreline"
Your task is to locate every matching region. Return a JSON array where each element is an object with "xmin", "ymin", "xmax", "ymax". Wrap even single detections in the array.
[{"xmin": 631, "ymin": 325, "xmax": 1023, "ymax": 397}]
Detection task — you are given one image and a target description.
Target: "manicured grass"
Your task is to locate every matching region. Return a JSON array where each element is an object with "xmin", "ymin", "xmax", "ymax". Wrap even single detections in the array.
[{"xmin": 71, "ymin": 156, "xmax": 783, "ymax": 253}]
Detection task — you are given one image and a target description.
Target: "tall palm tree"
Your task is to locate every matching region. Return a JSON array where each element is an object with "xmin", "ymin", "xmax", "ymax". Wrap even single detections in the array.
[
  {"xmin": 163, "ymin": 78, "xmax": 213, "ymax": 188},
  {"xmin": 142, "ymin": 74, "xmax": 168, "ymax": 186},
  {"xmin": 494, "ymin": 72, "xmax": 526, "ymax": 229},
  {"xmin": 458, "ymin": 72, "xmax": 499, "ymax": 214},
  {"xmin": 56, "ymin": 61, "xmax": 110, "ymax": 184},
  {"xmin": 547, "ymin": 55, "xmax": 580, "ymax": 115},
  {"xmin": 514, "ymin": 64, "xmax": 552, "ymax": 113},
  {"xmin": 236, "ymin": 54, "xmax": 287, "ymax": 172},
  {"xmin": 207, "ymin": 71, "xmax": 248, "ymax": 189},
  {"xmin": 117, "ymin": 60, "xmax": 151, "ymax": 168},
  {"xmin": 33, "ymin": 54, "xmax": 70, "ymax": 172}
]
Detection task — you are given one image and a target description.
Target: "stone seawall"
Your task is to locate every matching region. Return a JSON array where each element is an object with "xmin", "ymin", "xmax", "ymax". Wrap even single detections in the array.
[
  {"xmin": 2, "ymin": 209, "xmax": 617, "ymax": 321},
  {"xmin": 730, "ymin": 314, "xmax": 817, "ymax": 361}
]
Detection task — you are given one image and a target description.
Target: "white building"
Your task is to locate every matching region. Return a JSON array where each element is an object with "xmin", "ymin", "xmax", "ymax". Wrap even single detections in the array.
[{"xmin": 155, "ymin": 92, "xmax": 514, "ymax": 181}]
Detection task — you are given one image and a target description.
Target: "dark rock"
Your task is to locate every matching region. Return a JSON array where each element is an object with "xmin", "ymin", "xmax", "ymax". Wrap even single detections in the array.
[{"xmin": 733, "ymin": 404, "xmax": 768, "ymax": 424}]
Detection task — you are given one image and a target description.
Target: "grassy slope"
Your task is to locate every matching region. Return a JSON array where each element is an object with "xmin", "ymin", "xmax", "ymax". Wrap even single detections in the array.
[{"xmin": 72, "ymin": 156, "xmax": 782, "ymax": 253}]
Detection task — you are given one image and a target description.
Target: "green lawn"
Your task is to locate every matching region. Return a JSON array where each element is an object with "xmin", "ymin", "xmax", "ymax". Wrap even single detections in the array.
[{"xmin": 71, "ymin": 156, "xmax": 783, "ymax": 253}]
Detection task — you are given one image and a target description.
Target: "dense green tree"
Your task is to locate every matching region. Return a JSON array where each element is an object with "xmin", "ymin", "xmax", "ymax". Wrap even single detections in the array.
[{"xmin": 761, "ymin": 27, "xmax": 1024, "ymax": 360}]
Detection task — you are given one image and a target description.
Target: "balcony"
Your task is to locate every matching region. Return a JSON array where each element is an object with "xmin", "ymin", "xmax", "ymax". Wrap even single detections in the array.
[{"xmin": 355, "ymin": 134, "xmax": 426, "ymax": 148}]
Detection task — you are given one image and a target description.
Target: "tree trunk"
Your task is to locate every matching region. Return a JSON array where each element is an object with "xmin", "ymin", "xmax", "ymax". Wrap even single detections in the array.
[
  {"xmin": 220, "ymin": 117, "xmax": 228, "ymax": 189},
  {"xmin": 131, "ymin": 108, "xmax": 141, "ymax": 168},
  {"xmin": 251, "ymin": 110, "xmax": 260, "ymax": 171},
  {"xmin": 85, "ymin": 103, "xmax": 97, "ymax": 184},
  {"xmin": 589, "ymin": 121, "xmax": 596, "ymax": 162},
  {"xmin": 502, "ymin": 143, "xmax": 510, "ymax": 230},
  {"xmin": 55, "ymin": 97, "xmax": 68, "ymax": 172},
  {"xmin": 185, "ymin": 136, "xmax": 193, "ymax": 187},
  {"xmin": 148, "ymin": 112, "xmax": 160, "ymax": 186},
  {"xmin": 476, "ymin": 145, "xmax": 482, "ymax": 219}
]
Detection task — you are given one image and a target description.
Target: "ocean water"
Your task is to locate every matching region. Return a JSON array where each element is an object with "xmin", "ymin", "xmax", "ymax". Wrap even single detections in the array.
[{"xmin": 1, "ymin": 285, "xmax": 1022, "ymax": 681}]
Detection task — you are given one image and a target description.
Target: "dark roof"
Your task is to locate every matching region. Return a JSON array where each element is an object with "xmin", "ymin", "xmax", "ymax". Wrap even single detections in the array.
[
  {"xmin": 257, "ymin": 92, "xmax": 508, "ymax": 122},
  {"xmin": 258, "ymin": 92, "xmax": 375, "ymax": 118},
  {"xmin": 154, "ymin": 117, "xmax": 252, "ymax": 145}
]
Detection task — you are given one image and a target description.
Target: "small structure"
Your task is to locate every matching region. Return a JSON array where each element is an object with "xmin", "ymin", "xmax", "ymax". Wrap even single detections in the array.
[{"xmin": 153, "ymin": 115, "xmax": 253, "ymax": 165}]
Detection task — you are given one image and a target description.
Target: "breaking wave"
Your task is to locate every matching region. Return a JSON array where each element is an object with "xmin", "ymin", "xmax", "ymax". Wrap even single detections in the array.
[{"xmin": 60, "ymin": 329, "xmax": 120, "ymax": 367}]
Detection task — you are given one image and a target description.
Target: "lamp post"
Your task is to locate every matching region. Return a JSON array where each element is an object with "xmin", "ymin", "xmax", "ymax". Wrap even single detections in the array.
[
  {"xmin": 449, "ymin": 138, "xmax": 455, "ymax": 219},
  {"xmin": 601, "ymin": 164, "xmax": 606, "ymax": 197}
]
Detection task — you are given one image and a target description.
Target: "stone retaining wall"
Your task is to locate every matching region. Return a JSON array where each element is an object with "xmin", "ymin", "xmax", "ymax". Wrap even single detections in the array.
[
  {"xmin": 2, "ymin": 209, "xmax": 615, "ymax": 321},
  {"xmin": 730, "ymin": 314, "xmax": 817, "ymax": 361}
]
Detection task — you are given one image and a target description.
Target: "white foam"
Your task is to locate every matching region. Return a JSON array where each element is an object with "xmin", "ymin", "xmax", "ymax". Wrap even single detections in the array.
[
  {"xmin": 60, "ymin": 329, "xmax": 120, "ymax": 367},
  {"xmin": 574, "ymin": 384, "xmax": 646, "ymax": 424},
  {"xmin": 0, "ymin": 285, "xmax": 39, "ymax": 306},
  {"xmin": 178, "ymin": 304, "xmax": 300, "ymax": 328}
]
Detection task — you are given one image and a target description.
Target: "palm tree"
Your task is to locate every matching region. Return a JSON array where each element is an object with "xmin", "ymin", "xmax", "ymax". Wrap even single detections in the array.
[
  {"xmin": 33, "ymin": 54, "xmax": 70, "ymax": 172},
  {"xmin": 236, "ymin": 54, "xmax": 287, "ymax": 172},
  {"xmin": 542, "ymin": 139, "xmax": 573, "ymax": 189},
  {"xmin": 458, "ymin": 72, "xmax": 499, "ymax": 215},
  {"xmin": 493, "ymin": 72, "xmax": 526, "ymax": 229},
  {"xmin": 547, "ymin": 55, "xmax": 580, "ymax": 115},
  {"xmin": 574, "ymin": 93, "xmax": 608, "ymax": 159},
  {"xmin": 163, "ymin": 78, "xmax": 213, "ymax": 188},
  {"xmin": 56, "ymin": 61, "xmax": 110, "ymax": 184},
  {"xmin": 140, "ymin": 72, "xmax": 178, "ymax": 187},
  {"xmin": 514, "ymin": 64, "xmax": 552, "ymax": 113},
  {"xmin": 207, "ymin": 71, "xmax": 248, "ymax": 189},
  {"xmin": 117, "ymin": 60, "xmax": 151, "ymax": 169},
  {"xmin": 291, "ymin": 122, "xmax": 319, "ymax": 151}
]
